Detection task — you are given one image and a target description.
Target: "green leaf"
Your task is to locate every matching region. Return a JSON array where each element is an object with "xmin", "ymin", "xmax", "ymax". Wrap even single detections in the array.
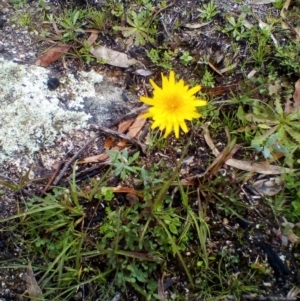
[
  {"xmin": 288, "ymin": 107, "xmax": 300, "ymax": 121},
  {"xmin": 246, "ymin": 113, "xmax": 278, "ymax": 125},
  {"xmin": 236, "ymin": 105, "xmax": 245, "ymax": 122},
  {"xmin": 169, "ymin": 223, "xmax": 178, "ymax": 235},
  {"xmin": 258, "ymin": 124, "xmax": 271, "ymax": 129},
  {"xmin": 262, "ymin": 146, "xmax": 272, "ymax": 158},
  {"xmin": 123, "ymin": 27, "xmax": 137, "ymax": 37},
  {"xmin": 73, "ymin": 10, "xmax": 80, "ymax": 25},
  {"xmin": 274, "ymin": 96, "xmax": 283, "ymax": 116},
  {"xmin": 284, "ymin": 125, "xmax": 300, "ymax": 144}
]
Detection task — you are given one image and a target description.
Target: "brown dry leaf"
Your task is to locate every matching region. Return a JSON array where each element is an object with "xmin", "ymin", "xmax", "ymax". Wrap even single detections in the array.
[
  {"xmin": 183, "ymin": 21, "xmax": 212, "ymax": 29},
  {"xmin": 225, "ymin": 159, "xmax": 292, "ymax": 174},
  {"xmin": 52, "ymin": 162, "xmax": 60, "ymax": 170},
  {"xmin": 280, "ymin": 0, "xmax": 291, "ymax": 18},
  {"xmin": 206, "ymin": 144, "xmax": 241, "ymax": 176},
  {"xmin": 90, "ymin": 46, "xmax": 139, "ymax": 68},
  {"xmin": 78, "ymin": 153, "xmax": 109, "ymax": 164},
  {"xmin": 208, "ymin": 61, "xmax": 223, "ymax": 76},
  {"xmin": 252, "ymin": 177, "xmax": 284, "ymax": 196},
  {"xmin": 295, "ymin": 27, "xmax": 300, "ymax": 40},
  {"xmin": 247, "ymin": 69, "xmax": 257, "ymax": 78},
  {"xmin": 133, "ymin": 69, "xmax": 154, "ymax": 77},
  {"xmin": 293, "ymin": 79, "xmax": 300, "ymax": 108},
  {"xmin": 126, "ymin": 114, "xmax": 146, "ymax": 138},
  {"xmin": 250, "ymin": 0, "xmax": 275, "ymax": 4},
  {"xmin": 25, "ymin": 262, "xmax": 43, "ymax": 300},
  {"xmin": 51, "ymin": 19, "xmax": 61, "ymax": 37},
  {"xmin": 104, "ymin": 138, "xmax": 116, "ymax": 149},
  {"xmin": 202, "ymin": 123, "xmax": 294, "ymax": 174},
  {"xmin": 219, "ymin": 63, "xmax": 238, "ymax": 74},
  {"xmin": 114, "ymin": 140, "xmax": 128, "ymax": 148},
  {"xmin": 201, "ymin": 83, "xmax": 239, "ymax": 96},
  {"xmin": 35, "ymin": 44, "xmax": 71, "ymax": 67},
  {"xmin": 86, "ymin": 32, "xmax": 99, "ymax": 46},
  {"xmin": 157, "ymin": 276, "xmax": 166, "ymax": 301},
  {"xmin": 109, "ymin": 186, "xmax": 144, "ymax": 198},
  {"xmin": 287, "ymin": 232, "xmax": 299, "ymax": 244},
  {"xmin": 126, "ymin": 193, "xmax": 140, "ymax": 205},
  {"xmin": 118, "ymin": 119, "xmax": 135, "ymax": 133}
]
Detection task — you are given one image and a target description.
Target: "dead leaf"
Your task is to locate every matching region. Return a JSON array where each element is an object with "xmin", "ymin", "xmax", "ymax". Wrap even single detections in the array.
[
  {"xmin": 250, "ymin": 0, "xmax": 275, "ymax": 4},
  {"xmin": 208, "ymin": 61, "xmax": 223, "ymax": 77},
  {"xmin": 78, "ymin": 153, "xmax": 109, "ymax": 164},
  {"xmin": 104, "ymin": 138, "xmax": 116, "ymax": 149},
  {"xmin": 293, "ymin": 79, "xmax": 300, "ymax": 108},
  {"xmin": 109, "ymin": 186, "xmax": 144, "ymax": 198},
  {"xmin": 118, "ymin": 119, "xmax": 135, "ymax": 133},
  {"xmin": 35, "ymin": 44, "xmax": 71, "ymax": 67},
  {"xmin": 133, "ymin": 69, "xmax": 154, "ymax": 77},
  {"xmin": 205, "ymin": 143, "xmax": 241, "ymax": 176},
  {"xmin": 252, "ymin": 177, "xmax": 284, "ymax": 196},
  {"xmin": 247, "ymin": 69, "xmax": 257, "ymax": 78},
  {"xmin": 126, "ymin": 193, "xmax": 140, "ymax": 205},
  {"xmin": 126, "ymin": 114, "xmax": 146, "ymax": 138},
  {"xmin": 183, "ymin": 21, "xmax": 212, "ymax": 29},
  {"xmin": 284, "ymin": 96, "xmax": 293, "ymax": 114},
  {"xmin": 225, "ymin": 159, "xmax": 292, "ymax": 174},
  {"xmin": 90, "ymin": 46, "xmax": 139, "ymax": 68},
  {"xmin": 157, "ymin": 276, "xmax": 166, "ymax": 301},
  {"xmin": 201, "ymin": 83, "xmax": 239, "ymax": 96},
  {"xmin": 25, "ymin": 262, "xmax": 43, "ymax": 299},
  {"xmin": 86, "ymin": 32, "xmax": 99, "ymax": 46},
  {"xmin": 280, "ymin": 0, "xmax": 291, "ymax": 18},
  {"xmin": 84, "ymin": 29, "xmax": 101, "ymax": 33},
  {"xmin": 114, "ymin": 140, "xmax": 128, "ymax": 148},
  {"xmin": 219, "ymin": 63, "xmax": 237, "ymax": 74}
]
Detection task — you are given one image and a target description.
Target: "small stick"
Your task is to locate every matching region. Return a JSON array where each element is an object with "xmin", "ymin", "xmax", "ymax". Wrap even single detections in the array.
[
  {"xmin": 42, "ymin": 161, "xmax": 64, "ymax": 194},
  {"xmin": 90, "ymin": 124, "xmax": 147, "ymax": 153}
]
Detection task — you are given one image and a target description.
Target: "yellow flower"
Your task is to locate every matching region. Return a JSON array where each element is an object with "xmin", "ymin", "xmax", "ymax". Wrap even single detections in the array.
[{"xmin": 140, "ymin": 71, "xmax": 207, "ymax": 138}]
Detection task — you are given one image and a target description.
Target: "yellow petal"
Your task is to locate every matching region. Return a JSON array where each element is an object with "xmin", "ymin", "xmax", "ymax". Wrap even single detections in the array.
[
  {"xmin": 140, "ymin": 96, "xmax": 155, "ymax": 105},
  {"xmin": 174, "ymin": 122, "xmax": 180, "ymax": 138},
  {"xmin": 150, "ymin": 79, "xmax": 162, "ymax": 92},
  {"xmin": 168, "ymin": 70, "xmax": 175, "ymax": 85},
  {"xmin": 179, "ymin": 120, "xmax": 188, "ymax": 133},
  {"xmin": 187, "ymin": 85, "xmax": 201, "ymax": 96}
]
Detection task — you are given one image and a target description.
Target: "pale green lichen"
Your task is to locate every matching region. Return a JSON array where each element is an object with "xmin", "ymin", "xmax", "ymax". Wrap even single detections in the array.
[{"xmin": 0, "ymin": 58, "xmax": 103, "ymax": 164}]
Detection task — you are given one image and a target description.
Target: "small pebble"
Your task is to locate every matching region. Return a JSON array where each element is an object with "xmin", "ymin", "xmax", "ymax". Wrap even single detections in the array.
[
  {"xmin": 0, "ymin": 19, "xmax": 6, "ymax": 29},
  {"xmin": 47, "ymin": 77, "xmax": 60, "ymax": 90},
  {"xmin": 0, "ymin": 201, "xmax": 4, "ymax": 212},
  {"xmin": 121, "ymin": 91, "xmax": 129, "ymax": 102}
]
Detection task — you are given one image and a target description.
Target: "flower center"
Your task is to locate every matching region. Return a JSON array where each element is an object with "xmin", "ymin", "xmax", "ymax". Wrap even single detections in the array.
[{"xmin": 166, "ymin": 95, "xmax": 182, "ymax": 112}]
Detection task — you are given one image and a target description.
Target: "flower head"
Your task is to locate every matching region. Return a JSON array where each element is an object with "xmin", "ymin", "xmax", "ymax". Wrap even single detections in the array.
[{"xmin": 140, "ymin": 71, "xmax": 207, "ymax": 138}]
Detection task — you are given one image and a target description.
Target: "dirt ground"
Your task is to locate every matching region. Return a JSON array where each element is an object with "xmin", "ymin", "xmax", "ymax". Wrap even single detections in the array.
[{"xmin": 0, "ymin": 0, "xmax": 300, "ymax": 300}]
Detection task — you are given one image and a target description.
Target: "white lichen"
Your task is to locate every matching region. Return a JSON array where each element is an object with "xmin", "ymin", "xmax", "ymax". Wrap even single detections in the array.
[{"xmin": 0, "ymin": 58, "xmax": 103, "ymax": 164}]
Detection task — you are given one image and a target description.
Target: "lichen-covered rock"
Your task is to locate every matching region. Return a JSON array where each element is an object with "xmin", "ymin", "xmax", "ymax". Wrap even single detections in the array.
[{"xmin": 0, "ymin": 58, "xmax": 104, "ymax": 164}]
